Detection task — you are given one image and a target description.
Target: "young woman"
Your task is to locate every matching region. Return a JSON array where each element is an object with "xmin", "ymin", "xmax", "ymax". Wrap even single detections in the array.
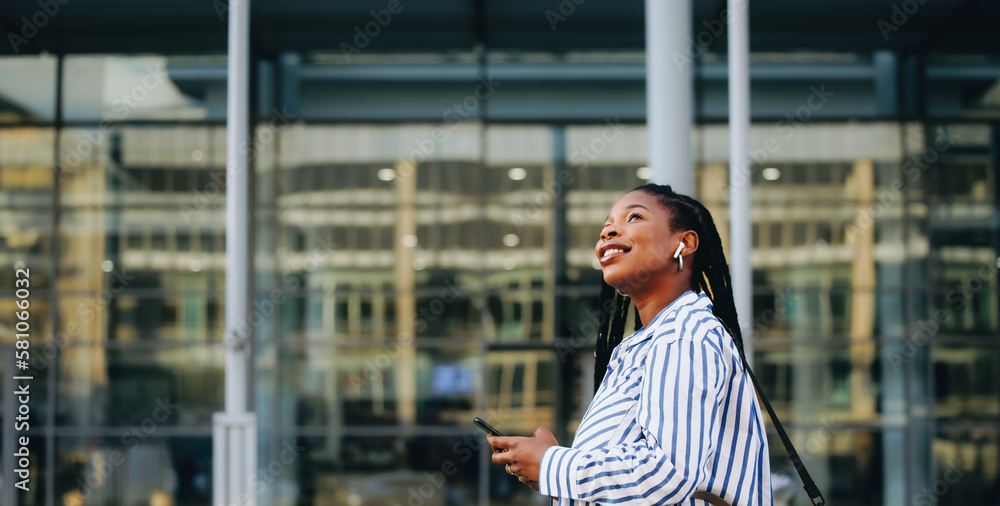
[{"xmin": 489, "ymin": 184, "xmax": 772, "ymax": 505}]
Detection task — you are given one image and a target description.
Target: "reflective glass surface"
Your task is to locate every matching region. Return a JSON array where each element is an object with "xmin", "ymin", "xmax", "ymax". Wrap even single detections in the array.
[
  {"xmin": 2, "ymin": 46, "xmax": 997, "ymax": 505},
  {"xmin": 56, "ymin": 345, "xmax": 224, "ymax": 427},
  {"xmin": 55, "ymin": 436, "xmax": 212, "ymax": 506}
]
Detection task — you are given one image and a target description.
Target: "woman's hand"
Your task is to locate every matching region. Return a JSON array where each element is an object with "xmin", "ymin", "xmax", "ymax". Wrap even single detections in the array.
[{"xmin": 488, "ymin": 427, "xmax": 559, "ymax": 492}]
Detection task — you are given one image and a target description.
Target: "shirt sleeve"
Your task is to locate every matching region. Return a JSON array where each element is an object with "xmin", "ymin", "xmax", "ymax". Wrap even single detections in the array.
[{"xmin": 538, "ymin": 329, "xmax": 729, "ymax": 505}]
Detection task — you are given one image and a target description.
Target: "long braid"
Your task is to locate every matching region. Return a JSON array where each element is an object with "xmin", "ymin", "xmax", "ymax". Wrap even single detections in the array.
[
  {"xmin": 641, "ymin": 185, "xmax": 744, "ymax": 354},
  {"xmin": 594, "ymin": 281, "xmax": 619, "ymax": 390},
  {"xmin": 673, "ymin": 193, "xmax": 745, "ymax": 353},
  {"xmin": 592, "ymin": 184, "xmax": 745, "ymax": 391},
  {"xmin": 594, "ymin": 285, "xmax": 646, "ymax": 391}
]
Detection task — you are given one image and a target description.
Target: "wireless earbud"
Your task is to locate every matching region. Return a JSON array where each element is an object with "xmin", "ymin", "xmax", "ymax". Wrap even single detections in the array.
[{"xmin": 673, "ymin": 243, "xmax": 684, "ymax": 271}]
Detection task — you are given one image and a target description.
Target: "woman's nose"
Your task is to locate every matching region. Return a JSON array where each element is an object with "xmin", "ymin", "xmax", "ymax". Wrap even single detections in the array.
[{"xmin": 601, "ymin": 228, "xmax": 617, "ymax": 241}]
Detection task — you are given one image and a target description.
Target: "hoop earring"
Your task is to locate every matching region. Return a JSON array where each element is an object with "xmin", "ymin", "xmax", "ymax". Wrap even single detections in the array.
[
  {"xmin": 617, "ymin": 289, "xmax": 628, "ymax": 297},
  {"xmin": 672, "ymin": 243, "xmax": 684, "ymax": 271}
]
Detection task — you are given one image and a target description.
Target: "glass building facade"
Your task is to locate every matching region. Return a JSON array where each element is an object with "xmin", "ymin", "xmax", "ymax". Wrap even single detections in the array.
[{"xmin": 0, "ymin": 8, "xmax": 999, "ymax": 506}]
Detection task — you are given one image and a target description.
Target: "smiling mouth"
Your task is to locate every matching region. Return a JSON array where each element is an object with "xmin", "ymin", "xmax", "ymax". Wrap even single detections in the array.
[{"xmin": 600, "ymin": 247, "xmax": 630, "ymax": 262}]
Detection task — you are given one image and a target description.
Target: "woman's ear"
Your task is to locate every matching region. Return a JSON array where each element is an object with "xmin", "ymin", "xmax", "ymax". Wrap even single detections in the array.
[{"xmin": 680, "ymin": 230, "xmax": 699, "ymax": 257}]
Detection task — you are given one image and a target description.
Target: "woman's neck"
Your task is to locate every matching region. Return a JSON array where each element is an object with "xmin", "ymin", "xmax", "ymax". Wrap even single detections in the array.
[{"xmin": 628, "ymin": 281, "xmax": 691, "ymax": 327}]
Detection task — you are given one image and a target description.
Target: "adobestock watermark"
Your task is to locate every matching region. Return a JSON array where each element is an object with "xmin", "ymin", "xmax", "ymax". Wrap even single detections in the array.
[
  {"xmin": 750, "ymin": 288, "xmax": 793, "ymax": 337},
  {"xmin": 74, "ymin": 397, "xmax": 178, "ymax": 499},
  {"xmin": 227, "ymin": 441, "xmax": 305, "ymax": 506},
  {"xmin": 393, "ymin": 75, "xmax": 502, "ymax": 182},
  {"xmin": 223, "ymin": 234, "xmax": 340, "ymax": 350},
  {"xmin": 567, "ymin": 116, "xmax": 627, "ymax": 171},
  {"xmin": 58, "ymin": 63, "xmax": 171, "ymax": 181},
  {"xmin": 7, "ymin": 0, "xmax": 71, "ymax": 53},
  {"xmin": 508, "ymin": 116, "xmax": 626, "ymax": 235},
  {"xmin": 24, "ymin": 267, "xmax": 135, "ymax": 376},
  {"xmin": 877, "ymin": 0, "xmax": 929, "ymax": 42},
  {"xmin": 800, "ymin": 417, "xmax": 840, "ymax": 462},
  {"xmin": 912, "ymin": 459, "xmax": 966, "ymax": 506},
  {"xmin": 716, "ymin": 83, "xmax": 834, "ymax": 196},
  {"xmin": 544, "ymin": 0, "xmax": 588, "ymax": 31},
  {"xmin": 672, "ymin": 0, "xmax": 748, "ymax": 72},
  {"xmin": 340, "ymin": 0, "xmax": 413, "ymax": 62},
  {"xmin": 844, "ymin": 127, "xmax": 961, "ymax": 244},
  {"xmin": 346, "ymin": 278, "xmax": 468, "ymax": 393},
  {"xmin": 181, "ymin": 106, "xmax": 302, "ymax": 224},
  {"xmin": 212, "ymin": 0, "xmax": 245, "ymax": 21},
  {"xmin": 556, "ymin": 294, "xmax": 621, "ymax": 363},
  {"xmin": 398, "ymin": 408, "xmax": 513, "ymax": 506},
  {"xmin": 888, "ymin": 258, "xmax": 997, "ymax": 371}
]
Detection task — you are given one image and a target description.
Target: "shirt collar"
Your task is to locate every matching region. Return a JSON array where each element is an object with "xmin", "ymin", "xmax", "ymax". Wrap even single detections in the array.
[{"xmin": 620, "ymin": 290, "xmax": 709, "ymax": 349}]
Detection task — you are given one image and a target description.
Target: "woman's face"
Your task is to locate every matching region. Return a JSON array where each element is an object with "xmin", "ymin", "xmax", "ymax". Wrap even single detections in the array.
[{"xmin": 595, "ymin": 190, "xmax": 679, "ymax": 293}]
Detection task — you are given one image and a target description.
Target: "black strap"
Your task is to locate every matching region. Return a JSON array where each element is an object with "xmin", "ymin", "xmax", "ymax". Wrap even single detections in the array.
[
  {"xmin": 739, "ymin": 352, "xmax": 826, "ymax": 506},
  {"xmin": 692, "ymin": 490, "xmax": 733, "ymax": 506}
]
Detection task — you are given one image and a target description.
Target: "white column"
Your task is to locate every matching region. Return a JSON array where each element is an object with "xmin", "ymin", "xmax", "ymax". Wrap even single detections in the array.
[
  {"xmin": 728, "ymin": 0, "xmax": 752, "ymax": 364},
  {"xmin": 646, "ymin": 0, "xmax": 694, "ymax": 194},
  {"xmin": 225, "ymin": 0, "xmax": 249, "ymax": 423},
  {"xmin": 214, "ymin": 0, "xmax": 257, "ymax": 503}
]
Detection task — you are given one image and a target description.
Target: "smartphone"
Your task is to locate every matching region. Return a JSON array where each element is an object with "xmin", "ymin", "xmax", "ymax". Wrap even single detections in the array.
[{"xmin": 473, "ymin": 417, "xmax": 505, "ymax": 437}]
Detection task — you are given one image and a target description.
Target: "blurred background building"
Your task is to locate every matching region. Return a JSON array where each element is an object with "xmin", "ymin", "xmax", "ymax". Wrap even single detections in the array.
[{"xmin": 0, "ymin": 0, "xmax": 998, "ymax": 505}]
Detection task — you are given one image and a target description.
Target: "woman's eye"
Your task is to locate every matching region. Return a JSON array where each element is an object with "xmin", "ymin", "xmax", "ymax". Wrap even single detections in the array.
[{"xmin": 627, "ymin": 213, "xmax": 642, "ymax": 222}]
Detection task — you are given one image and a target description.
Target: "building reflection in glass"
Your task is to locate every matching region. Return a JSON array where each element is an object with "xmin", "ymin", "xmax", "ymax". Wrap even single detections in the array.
[{"xmin": 0, "ymin": 52, "xmax": 996, "ymax": 505}]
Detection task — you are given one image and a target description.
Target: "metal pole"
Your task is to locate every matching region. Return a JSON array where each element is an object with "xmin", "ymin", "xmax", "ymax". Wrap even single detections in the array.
[
  {"xmin": 728, "ymin": 0, "xmax": 752, "ymax": 365},
  {"xmin": 646, "ymin": 0, "xmax": 694, "ymax": 194},
  {"xmin": 225, "ymin": 0, "xmax": 250, "ymax": 417},
  {"xmin": 215, "ymin": 0, "xmax": 255, "ymax": 504}
]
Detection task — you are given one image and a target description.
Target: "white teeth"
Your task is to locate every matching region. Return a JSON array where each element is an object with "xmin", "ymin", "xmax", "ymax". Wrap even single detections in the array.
[{"xmin": 602, "ymin": 248, "xmax": 624, "ymax": 260}]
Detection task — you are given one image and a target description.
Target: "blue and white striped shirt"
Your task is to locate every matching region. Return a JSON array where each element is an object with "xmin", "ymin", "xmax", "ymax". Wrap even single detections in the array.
[{"xmin": 539, "ymin": 290, "xmax": 772, "ymax": 506}]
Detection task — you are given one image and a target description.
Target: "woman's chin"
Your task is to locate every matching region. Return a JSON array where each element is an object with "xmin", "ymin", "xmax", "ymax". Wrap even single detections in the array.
[{"xmin": 602, "ymin": 271, "xmax": 628, "ymax": 292}]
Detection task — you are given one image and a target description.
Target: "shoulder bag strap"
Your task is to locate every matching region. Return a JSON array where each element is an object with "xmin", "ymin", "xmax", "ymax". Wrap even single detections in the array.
[{"xmin": 692, "ymin": 490, "xmax": 733, "ymax": 506}]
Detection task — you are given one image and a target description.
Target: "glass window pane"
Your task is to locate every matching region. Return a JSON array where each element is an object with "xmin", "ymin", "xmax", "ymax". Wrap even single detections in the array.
[
  {"xmin": 291, "ymin": 435, "xmax": 482, "ymax": 505},
  {"xmin": 928, "ymin": 245, "xmax": 999, "ymax": 335},
  {"xmin": 58, "ymin": 208, "xmax": 225, "ymax": 296},
  {"xmin": 273, "ymin": 346, "xmax": 481, "ymax": 427},
  {"xmin": 926, "ymin": 60, "xmax": 1000, "ymax": 119},
  {"xmin": 0, "ymin": 127, "xmax": 54, "ymax": 205},
  {"xmin": 56, "ymin": 296, "xmax": 110, "ymax": 344},
  {"xmin": 0, "ymin": 55, "xmax": 57, "ymax": 123},
  {"xmin": 778, "ymin": 429, "xmax": 883, "ymax": 506},
  {"xmin": 486, "ymin": 291, "xmax": 548, "ymax": 341},
  {"xmin": 278, "ymin": 124, "xmax": 482, "ymax": 200},
  {"xmin": 486, "ymin": 350, "xmax": 557, "ymax": 435},
  {"xmin": 112, "ymin": 295, "xmax": 224, "ymax": 343},
  {"xmin": 933, "ymin": 345, "xmax": 1000, "ymax": 422},
  {"xmin": 276, "ymin": 290, "xmax": 481, "ymax": 342},
  {"xmin": 276, "ymin": 206, "xmax": 487, "ymax": 291},
  {"xmin": 57, "ymin": 345, "xmax": 223, "ymax": 426},
  {"xmin": 933, "ymin": 429, "xmax": 999, "ymax": 506},
  {"xmin": 62, "ymin": 55, "xmax": 222, "ymax": 122},
  {"xmin": 750, "ymin": 287, "xmax": 864, "ymax": 339},
  {"xmin": 56, "ymin": 436, "xmax": 211, "ymax": 505},
  {"xmin": 754, "ymin": 344, "xmax": 881, "ymax": 425},
  {"xmin": 0, "ymin": 211, "xmax": 53, "ymax": 284},
  {"xmin": 60, "ymin": 125, "xmax": 227, "ymax": 207}
]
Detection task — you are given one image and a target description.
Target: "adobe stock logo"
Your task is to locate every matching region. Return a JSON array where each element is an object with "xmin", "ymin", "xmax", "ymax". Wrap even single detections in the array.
[
  {"xmin": 877, "ymin": 0, "xmax": 928, "ymax": 41},
  {"xmin": 340, "ymin": 0, "xmax": 413, "ymax": 62},
  {"xmin": 7, "ymin": 0, "xmax": 72, "ymax": 53}
]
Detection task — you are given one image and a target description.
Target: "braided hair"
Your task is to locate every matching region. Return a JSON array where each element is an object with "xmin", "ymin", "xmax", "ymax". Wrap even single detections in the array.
[{"xmin": 593, "ymin": 183, "xmax": 744, "ymax": 391}]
